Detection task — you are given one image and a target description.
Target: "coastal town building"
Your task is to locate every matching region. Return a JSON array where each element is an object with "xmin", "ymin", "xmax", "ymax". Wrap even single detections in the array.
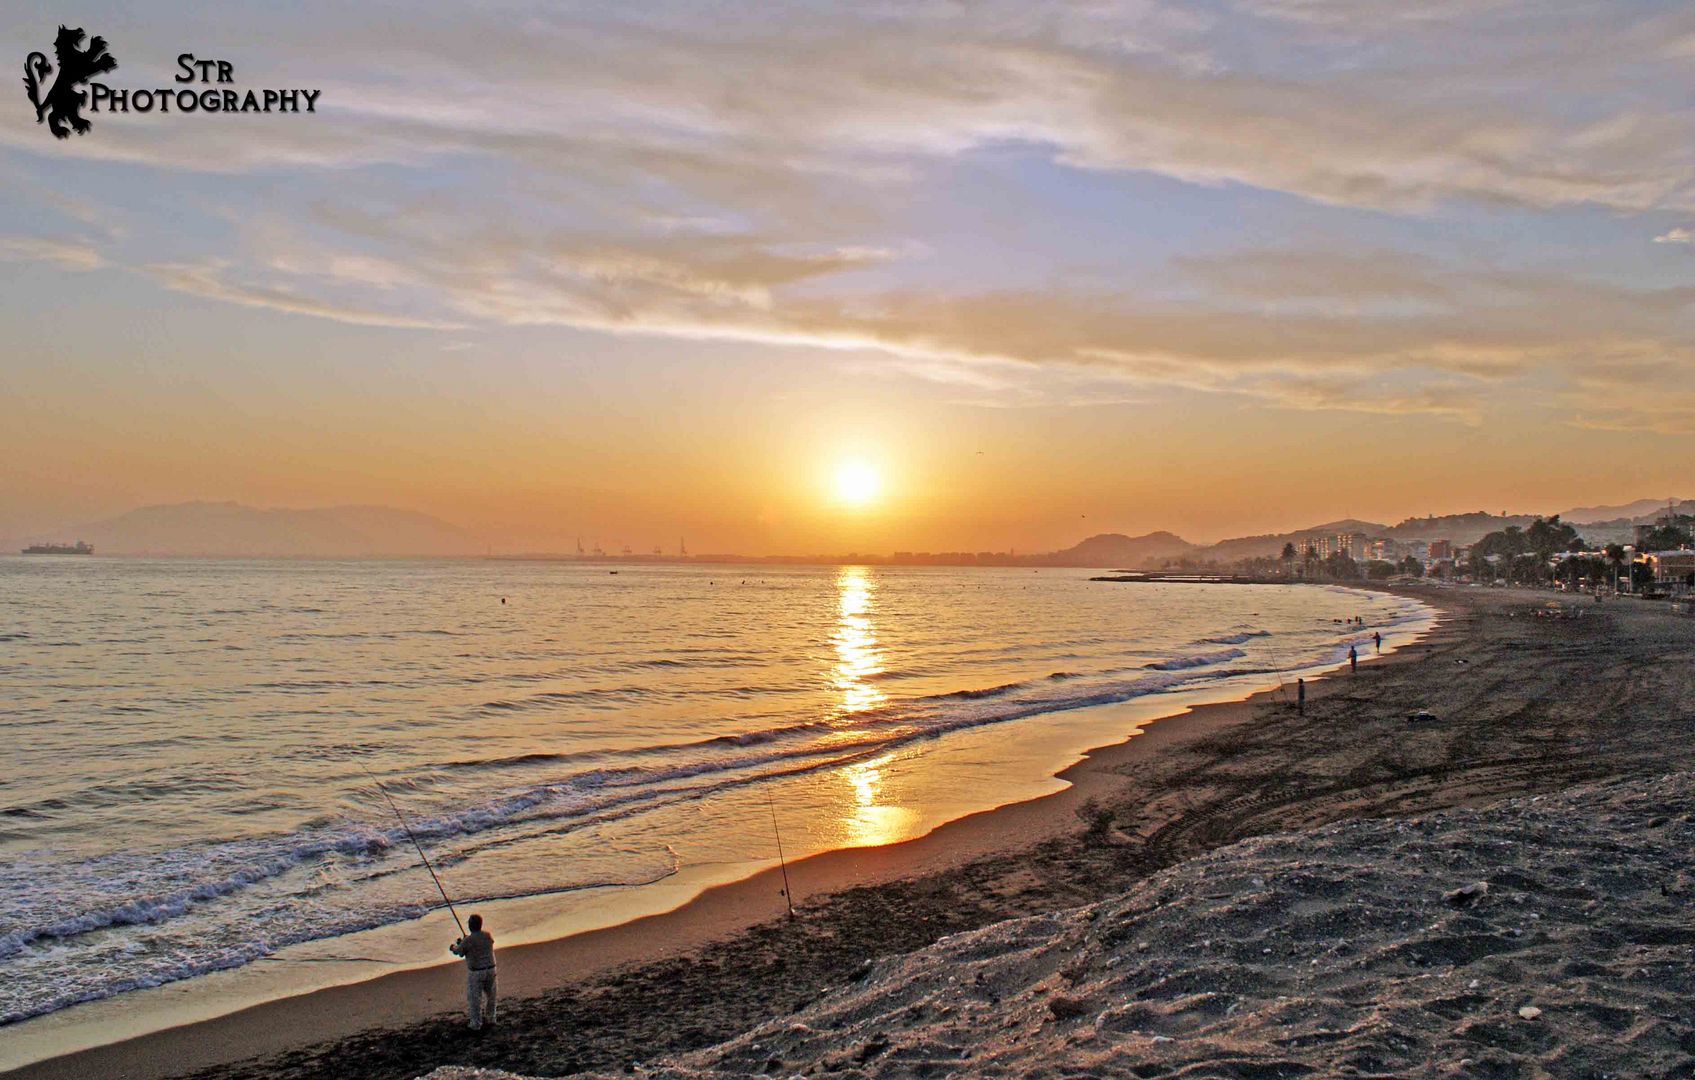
[
  {"xmin": 1645, "ymin": 550, "xmax": 1695, "ymax": 592},
  {"xmin": 1305, "ymin": 533, "xmax": 1369, "ymax": 561},
  {"xmin": 1368, "ymin": 538, "xmax": 1401, "ymax": 562}
]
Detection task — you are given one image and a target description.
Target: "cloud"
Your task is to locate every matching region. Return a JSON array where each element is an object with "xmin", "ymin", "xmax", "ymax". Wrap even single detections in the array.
[
  {"xmin": 1172, "ymin": 249, "xmax": 1455, "ymax": 307},
  {"xmin": 99, "ymin": 181, "xmax": 1695, "ymax": 424},
  {"xmin": 333, "ymin": 227, "xmax": 1694, "ymax": 423},
  {"xmin": 5, "ymin": 1, "xmax": 1694, "ymax": 216},
  {"xmin": 1654, "ymin": 227, "xmax": 1695, "ymax": 244},
  {"xmin": 1562, "ymin": 360, "xmax": 1695, "ymax": 434},
  {"xmin": 142, "ymin": 261, "xmax": 464, "ymax": 330},
  {"xmin": 1233, "ymin": 0, "xmax": 1522, "ymax": 29},
  {"xmin": 0, "ymin": 236, "xmax": 107, "ymax": 271},
  {"xmin": 1568, "ymin": 404, "xmax": 1695, "ymax": 436},
  {"xmin": 7, "ymin": 1, "xmax": 1695, "ymax": 432},
  {"xmin": 0, "ymin": 165, "xmax": 126, "ymax": 238}
]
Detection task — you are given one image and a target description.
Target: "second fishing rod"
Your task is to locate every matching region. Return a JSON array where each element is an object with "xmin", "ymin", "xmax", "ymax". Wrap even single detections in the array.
[{"xmin": 360, "ymin": 762, "xmax": 466, "ymax": 939}]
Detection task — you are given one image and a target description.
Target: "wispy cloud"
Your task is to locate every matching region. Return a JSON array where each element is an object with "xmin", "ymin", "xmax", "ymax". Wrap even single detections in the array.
[
  {"xmin": 143, "ymin": 261, "xmax": 464, "ymax": 330},
  {"xmin": 0, "ymin": 236, "xmax": 107, "ymax": 271},
  {"xmin": 5, "ymin": 2, "xmax": 1694, "ymax": 213},
  {"xmin": 6, "ymin": 0, "xmax": 1695, "ymax": 430},
  {"xmin": 99, "ymin": 197, "xmax": 1695, "ymax": 425}
]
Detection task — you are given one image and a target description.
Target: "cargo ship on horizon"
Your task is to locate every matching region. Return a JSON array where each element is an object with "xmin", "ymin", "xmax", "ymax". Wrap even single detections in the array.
[{"xmin": 22, "ymin": 541, "xmax": 94, "ymax": 555}]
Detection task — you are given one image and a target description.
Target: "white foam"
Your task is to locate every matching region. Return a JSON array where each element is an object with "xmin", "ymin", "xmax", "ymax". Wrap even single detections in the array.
[
  {"xmin": 0, "ymin": 582, "xmax": 1433, "ymax": 1026},
  {"xmin": 1149, "ymin": 648, "xmax": 1248, "ymax": 670}
]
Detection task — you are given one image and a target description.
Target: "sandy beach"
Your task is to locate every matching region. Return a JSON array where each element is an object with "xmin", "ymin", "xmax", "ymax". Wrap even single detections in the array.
[
  {"xmin": 518, "ymin": 767, "xmax": 1695, "ymax": 1078},
  {"xmin": 10, "ymin": 584, "xmax": 1694, "ymax": 1080}
]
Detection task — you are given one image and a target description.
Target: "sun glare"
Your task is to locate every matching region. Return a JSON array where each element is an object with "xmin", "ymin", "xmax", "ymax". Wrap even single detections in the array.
[{"xmin": 832, "ymin": 461, "xmax": 881, "ymax": 507}]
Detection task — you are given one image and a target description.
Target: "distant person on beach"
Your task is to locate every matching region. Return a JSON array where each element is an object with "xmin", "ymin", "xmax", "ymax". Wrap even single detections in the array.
[
  {"xmin": 1349, "ymin": 645, "xmax": 1358, "ymax": 673},
  {"xmin": 1297, "ymin": 677, "xmax": 1305, "ymax": 715},
  {"xmin": 1374, "ymin": 632, "xmax": 1382, "ymax": 653},
  {"xmin": 450, "ymin": 913, "xmax": 497, "ymax": 1030}
]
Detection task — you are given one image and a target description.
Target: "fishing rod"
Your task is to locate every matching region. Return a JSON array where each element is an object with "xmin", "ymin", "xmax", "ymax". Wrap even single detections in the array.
[
  {"xmin": 1261, "ymin": 620, "xmax": 1308, "ymax": 712},
  {"xmin": 766, "ymin": 791, "xmax": 796, "ymax": 920},
  {"xmin": 359, "ymin": 762, "xmax": 466, "ymax": 939},
  {"xmin": 1259, "ymin": 627, "xmax": 1293, "ymax": 703}
]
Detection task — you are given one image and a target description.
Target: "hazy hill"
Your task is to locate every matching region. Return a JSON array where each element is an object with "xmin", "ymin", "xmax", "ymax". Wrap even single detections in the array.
[
  {"xmin": 1198, "ymin": 519, "xmax": 1390, "ymax": 562},
  {"xmin": 1188, "ymin": 513, "xmax": 1563, "ymax": 563},
  {"xmin": 1040, "ymin": 531, "xmax": 1196, "ymax": 567},
  {"xmin": 71, "ymin": 501, "xmax": 481, "ymax": 557},
  {"xmin": 31, "ymin": 495, "xmax": 1691, "ymax": 563},
  {"xmin": 1558, "ymin": 498, "xmax": 1690, "ymax": 525},
  {"xmin": 1384, "ymin": 512, "xmax": 1535, "ymax": 545},
  {"xmin": 1057, "ymin": 504, "xmax": 1671, "ymax": 567}
]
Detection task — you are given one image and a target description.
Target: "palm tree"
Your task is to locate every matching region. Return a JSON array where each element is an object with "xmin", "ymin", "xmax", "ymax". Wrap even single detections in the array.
[{"xmin": 1605, "ymin": 543, "xmax": 1626, "ymax": 594}]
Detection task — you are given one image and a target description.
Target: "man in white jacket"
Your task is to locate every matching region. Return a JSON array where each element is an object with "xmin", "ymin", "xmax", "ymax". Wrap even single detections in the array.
[{"xmin": 449, "ymin": 913, "xmax": 497, "ymax": 1030}]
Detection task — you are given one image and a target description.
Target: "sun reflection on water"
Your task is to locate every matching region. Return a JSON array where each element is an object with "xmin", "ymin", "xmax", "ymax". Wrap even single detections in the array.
[
  {"xmin": 841, "ymin": 753, "xmax": 914, "ymax": 847},
  {"xmin": 831, "ymin": 566, "xmax": 886, "ymax": 715},
  {"xmin": 828, "ymin": 569, "xmax": 916, "ymax": 846}
]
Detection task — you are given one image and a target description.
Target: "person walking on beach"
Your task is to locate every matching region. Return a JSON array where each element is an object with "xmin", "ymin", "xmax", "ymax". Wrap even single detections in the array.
[
  {"xmin": 450, "ymin": 913, "xmax": 497, "ymax": 1030},
  {"xmin": 1374, "ymin": 631, "xmax": 1382, "ymax": 654},
  {"xmin": 1296, "ymin": 677, "xmax": 1305, "ymax": 715},
  {"xmin": 1348, "ymin": 645, "xmax": 1358, "ymax": 674}
]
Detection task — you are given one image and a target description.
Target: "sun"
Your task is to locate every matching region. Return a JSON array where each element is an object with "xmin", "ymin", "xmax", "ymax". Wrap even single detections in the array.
[{"xmin": 832, "ymin": 461, "xmax": 881, "ymax": 507}]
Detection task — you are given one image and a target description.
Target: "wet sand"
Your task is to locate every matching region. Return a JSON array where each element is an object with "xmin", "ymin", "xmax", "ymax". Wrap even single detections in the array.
[{"xmin": 12, "ymin": 585, "xmax": 1694, "ymax": 1080}]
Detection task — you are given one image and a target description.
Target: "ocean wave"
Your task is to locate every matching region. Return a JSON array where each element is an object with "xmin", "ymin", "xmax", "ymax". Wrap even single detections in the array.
[
  {"xmin": 0, "ymin": 850, "xmax": 684, "ymax": 1025},
  {"xmin": 0, "ymin": 818, "xmax": 408, "ymax": 961},
  {"xmin": 478, "ymin": 684, "xmax": 656, "ymax": 712},
  {"xmin": 0, "ymin": 586, "xmax": 1437, "ymax": 1028},
  {"xmin": 1147, "ymin": 648, "xmax": 1247, "ymax": 671},
  {"xmin": 1195, "ymin": 630, "xmax": 1270, "ymax": 645},
  {"xmin": 439, "ymin": 750, "xmax": 576, "ymax": 770},
  {"xmin": 941, "ymin": 680, "xmax": 1031, "ymax": 700},
  {"xmin": 0, "ymin": 647, "xmax": 1289, "ymax": 961},
  {"xmin": 271, "ymin": 628, "xmax": 462, "ymax": 643}
]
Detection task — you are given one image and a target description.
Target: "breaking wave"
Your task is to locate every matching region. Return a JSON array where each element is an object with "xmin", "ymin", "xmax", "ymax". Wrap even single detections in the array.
[{"xmin": 0, "ymin": 561, "xmax": 1434, "ymax": 1028}]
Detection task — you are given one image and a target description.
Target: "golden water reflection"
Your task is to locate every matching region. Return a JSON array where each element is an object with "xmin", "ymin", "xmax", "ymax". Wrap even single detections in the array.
[
  {"xmin": 831, "ymin": 566, "xmax": 886, "ymax": 715},
  {"xmin": 830, "ymin": 569, "xmax": 912, "ymax": 846},
  {"xmin": 841, "ymin": 753, "xmax": 914, "ymax": 847}
]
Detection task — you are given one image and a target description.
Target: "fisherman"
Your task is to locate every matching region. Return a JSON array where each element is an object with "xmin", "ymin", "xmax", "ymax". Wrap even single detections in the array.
[
  {"xmin": 1349, "ymin": 645, "xmax": 1358, "ymax": 673},
  {"xmin": 450, "ymin": 913, "xmax": 497, "ymax": 1030},
  {"xmin": 1374, "ymin": 631, "xmax": 1382, "ymax": 653}
]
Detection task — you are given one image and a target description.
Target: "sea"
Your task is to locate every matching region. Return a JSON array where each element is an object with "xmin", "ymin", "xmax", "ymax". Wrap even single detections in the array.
[{"xmin": 0, "ymin": 558, "xmax": 1430, "ymax": 1042}]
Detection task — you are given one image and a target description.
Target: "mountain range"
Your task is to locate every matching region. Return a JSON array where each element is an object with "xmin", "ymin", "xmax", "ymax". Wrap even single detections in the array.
[
  {"xmin": 27, "ymin": 501, "xmax": 482, "ymax": 557},
  {"xmin": 1038, "ymin": 531, "xmax": 1194, "ymax": 567},
  {"xmin": 1556, "ymin": 498, "xmax": 1689, "ymax": 525},
  {"xmin": 9, "ymin": 497, "xmax": 1688, "ymax": 562},
  {"xmin": 1043, "ymin": 499, "xmax": 1688, "ymax": 569}
]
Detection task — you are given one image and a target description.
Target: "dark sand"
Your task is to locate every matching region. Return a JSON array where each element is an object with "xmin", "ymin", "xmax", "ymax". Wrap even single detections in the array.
[
  {"xmin": 10, "ymin": 585, "xmax": 1694, "ymax": 1080},
  {"xmin": 535, "ymin": 769, "xmax": 1695, "ymax": 1079}
]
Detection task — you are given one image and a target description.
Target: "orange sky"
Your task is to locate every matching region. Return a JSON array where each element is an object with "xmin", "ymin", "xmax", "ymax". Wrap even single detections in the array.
[{"xmin": 4, "ymin": 2, "xmax": 1694, "ymax": 553}]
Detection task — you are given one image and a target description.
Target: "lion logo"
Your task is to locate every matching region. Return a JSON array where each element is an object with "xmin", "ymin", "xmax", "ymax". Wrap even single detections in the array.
[{"xmin": 24, "ymin": 25, "xmax": 117, "ymax": 138}]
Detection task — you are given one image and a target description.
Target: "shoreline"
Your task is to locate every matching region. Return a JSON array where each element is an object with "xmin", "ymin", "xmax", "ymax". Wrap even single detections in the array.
[{"xmin": 3, "ymin": 586, "xmax": 1436, "ymax": 1079}]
